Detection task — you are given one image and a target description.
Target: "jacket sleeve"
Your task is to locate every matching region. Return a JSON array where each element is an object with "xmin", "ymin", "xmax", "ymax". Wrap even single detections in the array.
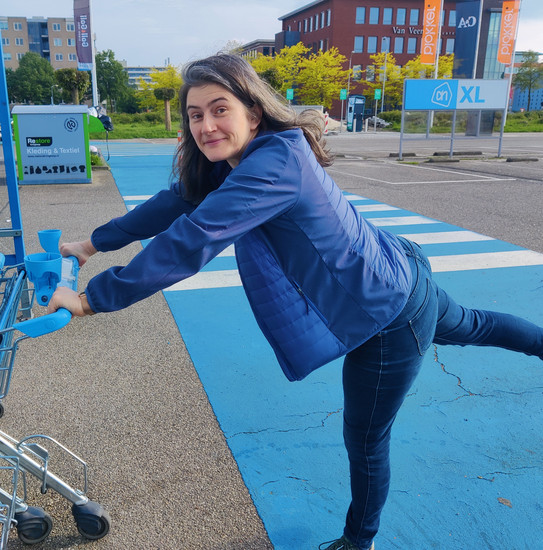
[
  {"xmin": 91, "ymin": 187, "xmax": 196, "ymax": 252},
  {"xmin": 85, "ymin": 133, "xmax": 301, "ymax": 313}
]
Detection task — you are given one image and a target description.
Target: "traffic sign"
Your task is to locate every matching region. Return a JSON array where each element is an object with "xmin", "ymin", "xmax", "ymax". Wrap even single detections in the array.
[
  {"xmin": 374, "ymin": 89, "xmax": 382, "ymax": 100},
  {"xmin": 286, "ymin": 89, "xmax": 294, "ymax": 100},
  {"xmin": 340, "ymin": 89, "xmax": 347, "ymax": 100}
]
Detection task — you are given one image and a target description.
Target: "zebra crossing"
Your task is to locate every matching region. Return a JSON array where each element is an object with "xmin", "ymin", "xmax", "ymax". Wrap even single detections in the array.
[
  {"xmin": 104, "ymin": 143, "xmax": 543, "ymax": 550},
  {"xmin": 121, "ymin": 192, "xmax": 543, "ymax": 291}
]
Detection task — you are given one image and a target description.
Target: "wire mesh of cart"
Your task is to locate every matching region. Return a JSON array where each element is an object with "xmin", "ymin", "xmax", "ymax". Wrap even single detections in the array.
[
  {"xmin": 0, "ymin": 231, "xmax": 110, "ymax": 547},
  {"xmin": 0, "ymin": 259, "xmax": 31, "ymax": 418}
]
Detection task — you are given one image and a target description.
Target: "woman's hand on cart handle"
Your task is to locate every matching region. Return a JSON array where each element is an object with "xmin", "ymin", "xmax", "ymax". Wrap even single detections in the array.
[
  {"xmin": 47, "ymin": 286, "xmax": 94, "ymax": 317},
  {"xmin": 60, "ymin": 239, "xmax": 97, "ymax": 267}
]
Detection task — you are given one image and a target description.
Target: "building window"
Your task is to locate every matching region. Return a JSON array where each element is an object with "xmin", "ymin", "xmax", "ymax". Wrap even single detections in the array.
[
  {"xmin": 67, "ymin": 23, "xmax": 75, "ymax": 31},
  {"xmin": 383, "ymin": 8, "xmax": 393, "ymax": 25},
  {"xmin": 445, "ymin": 38, "xmax": 455, "ymax": 54},
  {"xmin": 407, "ymin": 37, "xmax": 417, "ymax": 54},
  {"xmin": 353, "ymin": 64, "xmax": 363, "ymax": 80},
  {"xmin": 55, "ymin": 54, "xmax": 63, "ymax": 61},
  {"xmin": 382, "ymin": 37, "xmax": 391, "ymax": 52},
  {"xmin": 15, "ymin": 37, "xmax": 24, "ymax": 46},
  {"xmin": 17, "ymin": 53, "xmax": 24, "ymax": 60},
  {"xmin": 315, "ymin": 14, "xmax": 319, "ymax": 30},
  {"xmin": 448, "ymin": 10, "xmax": 456, "ymax": 27},
  {"xmin": 321, "ymin": 11, "xmax": 325, "ymax": 28},
  {"xmin": 394, "ymin": 37, "xmax": 404, "ymax": 54},
  {"xmin": 304, "ymin": 19, "xmax": 308, "ymax": 33},
  {"xmin": 54, "ymin": 38, "xmax": 62, "ymax": 47},
  {"xmin": 13, "ymin": 22, "xmax": 23, "ymax": 30},
  {"xmin": 69, "ymin": 53, "xmax": 77, "ymax": 61},
  {"xmin": 0, "ymin": 21, "xmax": 8, "ymax": 30},
  {"xmin": 369, "ymin": 7, "xmax": 379, "ymax": 24},
  {"xmin": 327, "ymin": 9, "xmax": 331, "ymax": 26},
  {"xmin": 355, "ymin": 7, "xmax": 365, "ymax": 24},
  {"xmin": 52, "ymin": 23, "xmax": 61, "ymax": 31},
  {"xmin": 1, "ymin": 38, "xmax": 9, "ymax": 46},
  {"xmin": 409, "ymin": 9, "xmax": 420, "ymax": 26},
  {"xmin": 3, "ymin": 53, "xmax": 12, "ymax": 60},
  {"xmin": 354, "ymin": 36, "xmax": 364, "ymax": 53},
  {"xmin": 396, "ymin": 8, "xmax": 406, "ymax": 25},
  {"xmin": 366, "ymin": 65, "xmax": 375, "ymax": 82},
  {"xmin": 309, "ymin": 16, "xmax": 313, "ymax": 32},
  {"xmin": 67, "ymin": 38, "xmax": 75, "ymax": 46},
  {"xmin": 368, "ymin": 36, "xmax": 377, "ymax": 53}
]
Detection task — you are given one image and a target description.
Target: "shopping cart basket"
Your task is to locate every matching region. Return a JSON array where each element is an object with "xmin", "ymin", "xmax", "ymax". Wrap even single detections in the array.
[{"xmin": 0, "ymin": 230, "xmax": 110, "ymax": 546}]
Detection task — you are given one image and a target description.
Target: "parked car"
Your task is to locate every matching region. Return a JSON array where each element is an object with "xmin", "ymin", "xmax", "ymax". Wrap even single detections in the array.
[{"xmin": 366, "ymin": 116, "xmax": 391, "ymax": 128}]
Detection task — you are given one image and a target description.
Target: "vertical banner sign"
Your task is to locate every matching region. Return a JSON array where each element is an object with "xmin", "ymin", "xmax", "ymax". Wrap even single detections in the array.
[
  {"xmin": 497, "ymin": 0, "xmax": 520, "ymax": 65},
  {"xmin": 74, "ymin": 0, "xmax": 92, "ymax": 71},
  {"xmin": 420, "ymin": 0, "xmax": 442, "ymax": 64},
  {"xmin": 452, "ymin": 0, "xmax": 481, "ymax": 78}
]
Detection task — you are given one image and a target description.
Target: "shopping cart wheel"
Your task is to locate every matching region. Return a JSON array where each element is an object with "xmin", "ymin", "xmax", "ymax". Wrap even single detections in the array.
[
  {"xmin": 15, "ymin": 506, "xmax": 53, "ymax": 544},
  {"xmin": 72, "ymin": 500, "xmax": 111, "ymax": 540}
]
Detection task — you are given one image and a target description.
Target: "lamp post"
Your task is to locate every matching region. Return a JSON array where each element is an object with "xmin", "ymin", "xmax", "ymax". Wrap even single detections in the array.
[
  {"xmin": 344, "ymin": 50, "xmax": 355, "ymax": 131},
  {"xmin": 347, "ymin": 50, "xmax": 355, "ymax": 97},
  {"xmin": 381, "ymin": 38, "xmax": 388, "ymax": 114}
]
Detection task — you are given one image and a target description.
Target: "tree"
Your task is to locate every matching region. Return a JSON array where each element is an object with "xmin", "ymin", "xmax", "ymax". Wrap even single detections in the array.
[
  {"xmin": 95, "ymin": 49, "xmax": 130, "ymax": 111},
  {"xmin": 296, "ymin": 48, "xmax": 349, "ymax": 110},
  {"xmin": 154, "ymin": 87, "xmax": 176, "ymax": 130},
  {"xmin": 254, "ymin": 43, "xmax": 311, "ymax": 101},
  {"xmin": 250, "ymin": 54, "xmax": 282, "ymax": 90},
  {"xmin": 137, "ymin": 65, "xmax": 182, "ymax": 112},
  {"xmin": 221, "ymin": 40, "xmax": 244, "ymax": 55},
  {"xmin": 7, "ymin": 52, "xmax": 55, "ymax": 104},
  {"xmin": 513, "ymin": 51, "xmax": 543, "ymax": 111},
  {"xmin": 55, "ymin": 68, "xmax": 90, "ymax": 104}
]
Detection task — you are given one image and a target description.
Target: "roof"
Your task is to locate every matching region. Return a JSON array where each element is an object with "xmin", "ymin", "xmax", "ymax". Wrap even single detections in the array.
[{"xmin": 279, "ymin": 0, "xmax": 327, "ymax": 21}]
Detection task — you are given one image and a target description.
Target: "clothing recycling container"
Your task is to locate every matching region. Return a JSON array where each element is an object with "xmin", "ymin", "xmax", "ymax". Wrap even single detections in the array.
[{"xmin": 12, "ymin": 105, "xmax": 91, "ymax": 184}]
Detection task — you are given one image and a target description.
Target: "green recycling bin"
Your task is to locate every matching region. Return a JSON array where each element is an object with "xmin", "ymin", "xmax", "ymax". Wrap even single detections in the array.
[{"xmin": 12, "ymin": 105, "xmax": 92, "ymax": 184}]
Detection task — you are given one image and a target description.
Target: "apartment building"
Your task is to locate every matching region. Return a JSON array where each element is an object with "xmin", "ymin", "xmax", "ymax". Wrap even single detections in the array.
[{"xmin": 1, "ymin": 16, "xmax": 78, "ymax": 70}]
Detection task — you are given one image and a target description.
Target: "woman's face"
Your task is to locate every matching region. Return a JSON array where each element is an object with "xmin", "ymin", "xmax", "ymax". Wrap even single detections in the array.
[{"xmin": 186, "ymin": 83, "xmax": 261, "ymax": 168}]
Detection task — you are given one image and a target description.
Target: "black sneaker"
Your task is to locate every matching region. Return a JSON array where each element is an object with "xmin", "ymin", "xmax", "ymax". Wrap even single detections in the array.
[{"xmin": 318, "ymin": 535, "xmax": 374, "ymax": 550}]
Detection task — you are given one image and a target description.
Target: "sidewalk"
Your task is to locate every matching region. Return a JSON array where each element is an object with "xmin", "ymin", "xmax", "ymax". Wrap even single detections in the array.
[{"xmin": 2, "ymin": 168, "xmax": 273, "ymax": 550}]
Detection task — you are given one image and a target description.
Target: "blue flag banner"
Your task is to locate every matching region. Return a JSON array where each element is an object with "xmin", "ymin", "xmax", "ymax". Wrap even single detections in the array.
[
  {"xmin": 453, "ymin": 0, "xmax": 481, "ymax": 78},
  {"xmin": 74, "ymin": 0, "xmax": 92, "ymax": 71}
]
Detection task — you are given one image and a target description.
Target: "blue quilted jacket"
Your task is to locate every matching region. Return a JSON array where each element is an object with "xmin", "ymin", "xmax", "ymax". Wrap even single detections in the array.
[{"xmin": 87, "ymin": 129, "xmax": 412, "ymax": 380}]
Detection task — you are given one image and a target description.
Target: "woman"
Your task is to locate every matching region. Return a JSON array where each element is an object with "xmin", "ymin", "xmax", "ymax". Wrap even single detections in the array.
[{"xmin": 49, "ymin": 54, "xmax": 543, "ymax": 550}]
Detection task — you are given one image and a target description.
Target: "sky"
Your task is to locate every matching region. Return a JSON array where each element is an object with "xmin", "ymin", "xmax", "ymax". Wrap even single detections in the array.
[{"xmin": 1, "ymin": 0, "xmax": 542, "ymax": 67}]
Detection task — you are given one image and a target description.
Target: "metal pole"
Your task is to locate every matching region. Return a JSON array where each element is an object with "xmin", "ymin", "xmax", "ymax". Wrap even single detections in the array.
[
  {"xmin": 381, "ymin": 49, "xmax": 387, "ymax": 114},
  {"xmin": 346, "ymin": 51, "xmax": 354, "ymax": 130},
  {"xmin": 89, "ymin": 0, "xmax": 99, "ymax": 106}
]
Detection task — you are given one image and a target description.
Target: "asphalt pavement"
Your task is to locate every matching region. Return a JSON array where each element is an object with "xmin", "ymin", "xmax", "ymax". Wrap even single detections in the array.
[{"xmin": 0, "ymin": 130, "xmax": 541, "ymax": 549}]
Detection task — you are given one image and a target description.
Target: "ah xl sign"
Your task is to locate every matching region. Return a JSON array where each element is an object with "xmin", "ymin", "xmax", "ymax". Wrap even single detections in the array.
[{"xmin": 404, "ymin": 79, "xmax": 509, "ymax": 111}]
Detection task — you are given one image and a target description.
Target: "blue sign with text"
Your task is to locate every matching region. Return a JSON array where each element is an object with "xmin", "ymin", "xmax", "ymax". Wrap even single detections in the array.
[{"xmin": 404, "ymin": 79, "xmax": 508, "ymax": 111}]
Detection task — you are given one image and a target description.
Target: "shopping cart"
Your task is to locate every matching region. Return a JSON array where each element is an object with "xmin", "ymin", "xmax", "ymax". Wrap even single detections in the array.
[{"xmin": 0, "ymin": 230, "xmax": 110, "ymax": 546}]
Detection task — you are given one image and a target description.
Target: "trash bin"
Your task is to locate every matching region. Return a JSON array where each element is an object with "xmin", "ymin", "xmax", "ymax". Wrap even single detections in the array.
[{"xmin": 12, "ymin": 105, "xmax": 92, "ymax": 184}]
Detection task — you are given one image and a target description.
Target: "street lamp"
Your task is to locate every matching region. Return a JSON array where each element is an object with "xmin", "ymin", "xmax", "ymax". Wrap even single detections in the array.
[
  {"xmin": 347, "ymin": 50, "xmax": 355, "ymax": 97},
  {"xmin": 343, "ymin": 50, "xmax": 355, "ymax": 130},
  {"xmin": 381, "ymin": 38, "xmax": 388, "ymax": 114}
]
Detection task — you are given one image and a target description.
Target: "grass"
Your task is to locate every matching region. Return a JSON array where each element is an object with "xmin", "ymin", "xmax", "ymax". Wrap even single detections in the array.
[
  {"xmin": 381, "ymin": 109, "xmax": 543, "ymax": 134},
  {"xmin": 88, "ymin": 110, "xmax": 543, "ymax": 140}
]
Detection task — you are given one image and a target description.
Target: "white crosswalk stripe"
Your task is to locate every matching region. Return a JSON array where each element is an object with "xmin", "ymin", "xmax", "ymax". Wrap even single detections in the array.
[{"xmin": 123, "ymin": 192, "xmax": 543, "ymax": 292}]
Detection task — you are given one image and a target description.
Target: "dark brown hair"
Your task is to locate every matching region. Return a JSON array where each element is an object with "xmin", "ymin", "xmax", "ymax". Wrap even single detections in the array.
[{"xmin": 173, "ymin": 54, "xmax": 332, "ymax": 204}]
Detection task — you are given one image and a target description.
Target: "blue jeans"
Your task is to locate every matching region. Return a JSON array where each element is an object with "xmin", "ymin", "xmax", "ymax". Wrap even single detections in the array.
[{"xmin": 342, "ymin": 238, "xmax": 543, "ymax": 549}]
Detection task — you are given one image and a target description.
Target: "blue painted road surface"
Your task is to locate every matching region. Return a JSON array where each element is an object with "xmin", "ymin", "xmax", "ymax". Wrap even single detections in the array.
[{"xmin": 99, "ymin": 142, "xmax": 543, "ymax": 550}]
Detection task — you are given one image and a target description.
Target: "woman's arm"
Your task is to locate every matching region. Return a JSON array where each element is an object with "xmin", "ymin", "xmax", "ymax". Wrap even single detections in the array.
[{"xmin": 91, "ymin": 187, "xmax": 197, "ymax": 252}]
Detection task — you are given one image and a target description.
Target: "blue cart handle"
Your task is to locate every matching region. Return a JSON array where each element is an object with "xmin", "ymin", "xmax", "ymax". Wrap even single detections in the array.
[{"xmin": 16, "ymin": 308, "xmax": 72, "ymax": 338}]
